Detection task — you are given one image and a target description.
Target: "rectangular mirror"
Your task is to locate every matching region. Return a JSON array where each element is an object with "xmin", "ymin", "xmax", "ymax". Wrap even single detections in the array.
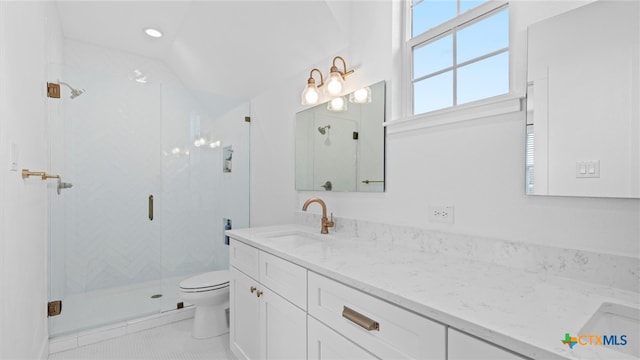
[
  {"xmin": 526, "ymin": 0, "xmax": 639, "ymax": 198},
  {"xmin": 296, "ymin": 80, "xmax": 385, "ymax": 192}
]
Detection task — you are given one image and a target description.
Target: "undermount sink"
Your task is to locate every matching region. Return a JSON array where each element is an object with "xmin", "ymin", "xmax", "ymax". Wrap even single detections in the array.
[
  {"xmin": 578, "ymin": 302, "xmax": 640, "ymax": 358},
  {"xmin": 260, "ymin": 229, "xmax": 327, "ymax": 243}
]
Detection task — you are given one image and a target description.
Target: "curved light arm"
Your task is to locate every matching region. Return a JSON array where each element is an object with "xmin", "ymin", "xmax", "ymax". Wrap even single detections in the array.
[
  {"xmin": 331, "ymin": 56, "xmax": 354, "ymax": 79},
  {"xmin": 308, "ymin": 68, "xmax": 324, "ymax": 87}
]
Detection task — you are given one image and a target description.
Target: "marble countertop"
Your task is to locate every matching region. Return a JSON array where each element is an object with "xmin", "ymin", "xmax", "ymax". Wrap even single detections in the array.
[{"xmin": 226, "ymin": 224, "xmax": 639, "ymax": 360}]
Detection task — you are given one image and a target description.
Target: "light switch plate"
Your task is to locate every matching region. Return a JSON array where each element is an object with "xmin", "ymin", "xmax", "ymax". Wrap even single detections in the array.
[{"xmin": 576, "ymin": 160, "xmax": 600, "ymax": 178}]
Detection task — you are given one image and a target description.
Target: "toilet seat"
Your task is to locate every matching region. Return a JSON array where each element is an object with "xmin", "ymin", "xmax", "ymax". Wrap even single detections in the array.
[{"xmin": 180, "ymin": 270, "xmax": 229, "ymax": 293}]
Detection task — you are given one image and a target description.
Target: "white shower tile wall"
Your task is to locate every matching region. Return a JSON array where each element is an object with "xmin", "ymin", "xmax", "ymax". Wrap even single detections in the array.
[{"xmin": 295, "ymin": 212, "xmax": 639, "ymax": 292}]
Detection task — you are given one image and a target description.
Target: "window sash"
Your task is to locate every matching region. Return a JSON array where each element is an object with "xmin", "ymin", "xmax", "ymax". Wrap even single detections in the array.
[
  {"xmin": 407, "ymin": 1, "xmax": 509, "ymax": 116},
  {"xmin": 408, "ymin": 1, "xmax": 508, "ymax": 47}
]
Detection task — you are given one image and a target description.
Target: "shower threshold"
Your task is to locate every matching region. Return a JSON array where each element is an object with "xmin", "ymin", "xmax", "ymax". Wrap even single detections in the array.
[
  {"xmin": 48, "ymin": 306, "xmax": 195, "ymax": 355},
  {"xmin": 49, "ymin": 275, "xmax": 196, "ymax": 339}
]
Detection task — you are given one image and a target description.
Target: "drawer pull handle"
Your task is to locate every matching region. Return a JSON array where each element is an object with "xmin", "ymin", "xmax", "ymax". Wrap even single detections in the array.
[
  {"xmin": 256, "ymin": 290, "xmax": 263, "ymax": 297},
  {"xmin": 342, "ymin": 306, "xmax": 379, "ymax": 331},
  {"xmin": 250, "ymin": 286, "xmax": 257, "ymax": 293}
]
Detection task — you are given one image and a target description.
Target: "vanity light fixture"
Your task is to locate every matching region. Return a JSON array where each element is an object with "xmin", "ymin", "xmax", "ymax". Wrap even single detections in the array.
[
  {"xmin": 301, "ymin": 56, "xmax": 354, "ymax": 105},
  {"xmin": 349, "ymin": 86, "xmax": 371, "ymax": 104},
  {"xmin": 301, "ymin": 68, "xmax": 324, "ymax": 105}
]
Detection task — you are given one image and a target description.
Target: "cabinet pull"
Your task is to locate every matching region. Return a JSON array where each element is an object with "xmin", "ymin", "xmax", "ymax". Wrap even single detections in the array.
[
  {"xmin": 256, "ymin": 290, "xmax": 263, "ymax": 297},
  {"xmin": 342, "ymin": 306, "xmax": 379, "ymax": 331},
  {"xmin": 148, "ymin": 195, "xmax": 154, "ymax": 221},
  {"xmin": 250, "ymin": 286, "xmax": 257, "ymax": 293}
]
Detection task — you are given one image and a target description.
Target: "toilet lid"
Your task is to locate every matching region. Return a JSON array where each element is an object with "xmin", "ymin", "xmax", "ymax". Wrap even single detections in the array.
[{"xmin": 180, "ymin": 270, "xmax": 229, "ymax": 291}]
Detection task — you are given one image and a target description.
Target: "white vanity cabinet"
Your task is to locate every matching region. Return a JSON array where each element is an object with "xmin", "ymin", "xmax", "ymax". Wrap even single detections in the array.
[
  {"xmin": 230, "ymin": 236, "xmax": 527, "ymax": 360},
  {"xmin": 448, "ymin": 329, "xmax": 527, "ymax": 360},
  {"xmin": 229, "ymin": 239, "xmax": 307, "ymax": 360}
]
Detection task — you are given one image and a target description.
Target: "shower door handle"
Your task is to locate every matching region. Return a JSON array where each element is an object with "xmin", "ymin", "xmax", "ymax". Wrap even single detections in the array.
[{"xmin": 148, "ymin": 195, "xmax": 154, "ymax": 221}]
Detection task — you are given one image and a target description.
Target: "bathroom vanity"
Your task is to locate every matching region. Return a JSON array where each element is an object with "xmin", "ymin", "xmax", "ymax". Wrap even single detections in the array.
[{"xmin": 227, "ymin": 225, "xmax": 639, "ymax": 360}]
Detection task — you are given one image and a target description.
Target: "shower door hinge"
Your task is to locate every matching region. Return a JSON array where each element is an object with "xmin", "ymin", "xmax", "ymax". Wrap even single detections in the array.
[
  {"xmin": 47, "ymin": 82, "xmax": 61, "ymax": 99},
  {"xmin": 244, "ymin": 116, "xmax": 251, "ymax": 123},
  {"xmin": 48, "ymin": 300, "xmax": 62, "ymax": 317}
]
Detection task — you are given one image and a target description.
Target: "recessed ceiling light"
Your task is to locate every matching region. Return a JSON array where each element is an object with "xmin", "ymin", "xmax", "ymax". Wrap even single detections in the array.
[{"xmin": 144, "ymin": 28, "xmax": 163, "ymax": 38}]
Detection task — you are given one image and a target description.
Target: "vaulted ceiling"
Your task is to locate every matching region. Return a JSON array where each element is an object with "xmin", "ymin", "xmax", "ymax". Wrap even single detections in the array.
[{"xmin": 55, "ymin": 1, "xmax": 353, "ymax": 103}]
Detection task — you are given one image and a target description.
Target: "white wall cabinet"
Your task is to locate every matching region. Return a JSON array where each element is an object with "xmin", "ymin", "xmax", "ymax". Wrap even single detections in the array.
[
  {"xmin": 448, "ymin": 328, "xmax": 527, "ymax": 360},
  {"xmin": 229, "ymin": 239, "xmax": 307, "ymax": 360}
]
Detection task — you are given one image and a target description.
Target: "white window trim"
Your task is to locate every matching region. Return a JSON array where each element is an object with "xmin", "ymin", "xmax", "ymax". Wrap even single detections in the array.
[
  {"xmin": 392, "ymin": 0, "xmax": 521, "ymax": 134},
  {"xmin": 384, "ymin": 92, "xmax": 522, "ymax": 134}
]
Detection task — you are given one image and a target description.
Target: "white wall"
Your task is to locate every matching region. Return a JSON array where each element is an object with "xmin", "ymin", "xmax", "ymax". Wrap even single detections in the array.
[
  {"xmin": 0, "ymin": 1, "xmax": 62, "ymax": 359},
  {"xmin": 250, "ymin": 1, "xmax": 639, "ymax": 257}
]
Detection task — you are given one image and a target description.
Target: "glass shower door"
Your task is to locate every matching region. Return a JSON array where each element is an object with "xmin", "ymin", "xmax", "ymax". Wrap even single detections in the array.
[{"xmin": 48, "ymin": 64, "xmax": 163, "ymax": 336}]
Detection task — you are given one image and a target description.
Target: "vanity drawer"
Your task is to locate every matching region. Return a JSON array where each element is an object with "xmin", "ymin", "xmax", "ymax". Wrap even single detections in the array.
[
  {"xmin": 308, "ymin": 271, "xmax": 445, "ymax": 360},
  {"xmin": 259, "ymin": 251, "xmax": 307, "ymax": 310},
  {"xmin": 229, "ymin": 238, "xmax": 259, "ymax": 279}
]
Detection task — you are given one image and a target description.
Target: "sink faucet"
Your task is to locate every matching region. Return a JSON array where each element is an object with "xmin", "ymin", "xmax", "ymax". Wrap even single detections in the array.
[{"xmin": 302, "ymin": 197, "xmax": 334, "ymax": 234}]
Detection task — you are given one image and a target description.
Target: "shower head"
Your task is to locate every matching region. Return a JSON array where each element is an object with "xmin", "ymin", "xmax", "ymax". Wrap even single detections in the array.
[
  {"xmin": 318, "ymin": 125, "xmax": 331, "ymax": 135},
  {"xmin": 69, "ymin": 88, "xmax": 85, "ymax": 99},
  {"xmin": 59, "ymin": 81, "xmax": 85, "ymax": 99}
]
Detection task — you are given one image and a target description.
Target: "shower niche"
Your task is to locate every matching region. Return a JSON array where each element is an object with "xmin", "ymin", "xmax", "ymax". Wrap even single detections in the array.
[
  {"xmin": 47, "ymin": 40, "xmax": 250, "ymax": 336},
  {"xmin": 223, "ymin": 145, "xmax": 233, "ymax": 173}
]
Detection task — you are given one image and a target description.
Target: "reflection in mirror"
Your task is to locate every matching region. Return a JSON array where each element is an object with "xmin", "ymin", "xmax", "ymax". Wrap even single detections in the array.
[
  {"xmin": 526, "ymin": 0, "xmax": 639, "ymax": 198},
  {"xmin": 296, "ymin": 81, "xmax": 385, "ymax": 192}
]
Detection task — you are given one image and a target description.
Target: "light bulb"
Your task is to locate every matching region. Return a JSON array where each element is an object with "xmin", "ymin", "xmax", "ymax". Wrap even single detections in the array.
[
  {"xmin": 351, "ymin": 87, "xmax": 371, "ymax": 103},
  {"xmin": 194, "ymin": 137, "xmax": 206, "ymax": 147},
  {"xmin": 301, "ymin": 84, "xmax": 320, "ymax": 105},
  {"xmin": 327, "ymin": 96, "xmax": 347, "ymax": 112},
  {"xmin": 325, "ymin": 72, "xmax": 344, "ymax": 96}
]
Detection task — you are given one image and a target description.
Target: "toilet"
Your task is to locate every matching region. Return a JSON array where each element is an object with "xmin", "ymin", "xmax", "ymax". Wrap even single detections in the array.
[{"xmin": 179, "ymin": 270, "xmax": 230, "ymax": 339}]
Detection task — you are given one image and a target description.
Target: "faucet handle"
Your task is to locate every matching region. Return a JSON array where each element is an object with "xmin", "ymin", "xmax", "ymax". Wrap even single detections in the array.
[{"xmin": 326, "ymin": 212, "xmax": 335, "ymax": 228}]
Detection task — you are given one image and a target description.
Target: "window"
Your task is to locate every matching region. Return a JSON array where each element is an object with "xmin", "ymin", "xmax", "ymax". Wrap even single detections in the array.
[{"xmin": 409, "ymin": 0, "xmax": 509, "ymax": 115}]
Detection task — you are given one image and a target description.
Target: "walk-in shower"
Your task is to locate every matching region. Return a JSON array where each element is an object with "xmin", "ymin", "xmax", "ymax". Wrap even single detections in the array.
[{"xmin": 47, "ymin": 40, "xmax": 250, "ymax": 336}]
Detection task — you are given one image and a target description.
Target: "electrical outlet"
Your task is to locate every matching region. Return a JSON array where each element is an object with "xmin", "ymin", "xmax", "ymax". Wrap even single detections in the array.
[{"xmin": 429, "ymin": 206, "xmax": 455, "ymax": 224}]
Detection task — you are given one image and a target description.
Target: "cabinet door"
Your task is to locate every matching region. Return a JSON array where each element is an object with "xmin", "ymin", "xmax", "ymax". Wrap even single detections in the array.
[
  {"xmin": 230, "ymin": 266, "xmax": 260, "ymax": 360},
  {"xmin": 308, "ymin": 316, "xmax": 379, "ymax": 360},
  {"xmin": 448, "ymin": 329, "xmax": 526, "ymax": 360},
  {"xmin": 260, "ymin": 286, "xmax": 307, "ymax": 359}
]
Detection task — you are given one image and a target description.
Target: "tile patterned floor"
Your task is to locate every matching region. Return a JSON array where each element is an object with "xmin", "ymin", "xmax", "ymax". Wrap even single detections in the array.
[{"xmin": 49, "ymin": 319, "xmax": 234, "ymax": 360}]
